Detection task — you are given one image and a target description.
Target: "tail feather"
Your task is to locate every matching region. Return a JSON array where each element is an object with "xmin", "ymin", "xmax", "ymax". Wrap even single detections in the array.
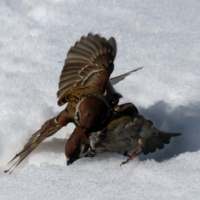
[
  {"xmin": 4, "ymin": 117, "xmax": 63, "ymax": 174},
  {"xmin": 142, "ymin": 130, "xmax": 181, "ymax": 155},
  {"xmin": 142, "ymin": 138, "xmax": 157, "ymax": 154},
  {"xmin": 149, "ymin": 136, "xmax": 165, "ymax": 149}
]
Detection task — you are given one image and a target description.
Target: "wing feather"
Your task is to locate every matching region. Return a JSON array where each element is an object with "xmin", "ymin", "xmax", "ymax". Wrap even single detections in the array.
[{"xmin": 57, "ymin": 33, "xmax": 116, "ymax": 106}]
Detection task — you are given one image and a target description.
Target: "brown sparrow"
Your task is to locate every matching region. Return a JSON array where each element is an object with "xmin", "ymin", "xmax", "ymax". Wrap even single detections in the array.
[
  {"xmin": 5, "ymin": 33, "xmax": 141, "ymax": 173},
  {"xmin": 78, "ymin": 103, "xmax": 182, "ymax": 165}
]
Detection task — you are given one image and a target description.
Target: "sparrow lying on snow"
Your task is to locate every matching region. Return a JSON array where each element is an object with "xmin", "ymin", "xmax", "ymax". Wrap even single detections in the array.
[
  {"xmin": 5, "ymin": 33, "xmax": 141, "ymax": 173},
  {"xmin": 78, "ymin": 103, "xmax": 182, "ymax": 165}
]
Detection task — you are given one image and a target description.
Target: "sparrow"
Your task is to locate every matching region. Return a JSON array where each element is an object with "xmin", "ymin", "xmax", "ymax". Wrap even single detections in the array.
[
  {"xmin": 78, "ymin": 103, "xmax": 182, "ymax": 165},
  {"xmin": 5, "ymin": 33, "xmax": 142, "ymax": 173}
]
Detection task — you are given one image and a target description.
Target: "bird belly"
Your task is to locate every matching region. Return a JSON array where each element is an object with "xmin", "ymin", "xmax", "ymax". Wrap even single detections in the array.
[{"xmin": 89, "ymin": 129, "xmax": 139, "ymax": 153}]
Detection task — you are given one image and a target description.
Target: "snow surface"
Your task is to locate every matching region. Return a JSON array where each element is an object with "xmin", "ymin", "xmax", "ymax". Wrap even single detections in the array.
[{"xmin": 1, "ymin": 0, "xmax": 200, "ymax": 199}]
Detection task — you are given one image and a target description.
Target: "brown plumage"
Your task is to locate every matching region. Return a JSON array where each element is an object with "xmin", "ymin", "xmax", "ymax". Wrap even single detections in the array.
[
  {"xmin": 5, "ymin": 33, "xmax": 142, "ymax": 173},
  {"xmin": 57, "ymin": 33, "xmax": 117, "ymax": 106},
  {"xmin": 78, "ymin": 103, "xmax": 182, "ymax": 165},
  {"xmin": 65, "ymin": 126, "xmax": 89, "ymax": 164},
  {"xmin": 4, "ymin": 110, "xmax": 70, "ymax": 174}
]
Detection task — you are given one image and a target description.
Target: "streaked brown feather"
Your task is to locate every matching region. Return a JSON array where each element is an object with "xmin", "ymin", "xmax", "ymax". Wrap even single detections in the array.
[
  {"xmin": 4, "ymin": 118, "xmax": 59, "ymax": 174},
  {"xmin": 59, "ymin": 76, "xmax": 81, "ymax": 86},
  {"xmin": 57, "ymin": 33, "xmax": 116, "ymax": 106},
  {"xmin": 5, "ymin": 110, "xmax": 70, "ymax": 174}
]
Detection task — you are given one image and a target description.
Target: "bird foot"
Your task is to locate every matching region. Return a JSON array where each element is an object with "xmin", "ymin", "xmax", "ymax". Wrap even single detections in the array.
[
  {"xmin": 120, "ymin": 150, "xmax": 142, "ymax": 166},
  {"xmin": 120, "ymin": 141, "xmax": 143, "ymax": 166}
]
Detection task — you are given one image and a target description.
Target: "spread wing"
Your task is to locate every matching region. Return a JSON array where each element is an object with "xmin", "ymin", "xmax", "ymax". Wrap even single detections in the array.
[
  {"xmin": 57, "ymin": 33, "xmax": 117, "ymax": 106},
  {"xmin": 4, "ymin": 117, "xmax": 62, "ymax": 174}
]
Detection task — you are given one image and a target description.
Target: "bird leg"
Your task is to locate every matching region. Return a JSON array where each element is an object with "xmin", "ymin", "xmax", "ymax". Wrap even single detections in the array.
[{"xmin": 120, "ymin": 138, "xmax": 143, "ymax": 166}]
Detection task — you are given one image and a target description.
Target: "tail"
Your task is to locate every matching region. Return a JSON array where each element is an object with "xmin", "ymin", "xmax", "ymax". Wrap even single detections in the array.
[
  {"xmin": 4, "ymin": 110, "xmax": 70, "ymax": 174},
  {"xmin": 141, "ymin": 130, "xmax": 181, "ymax": 155}
]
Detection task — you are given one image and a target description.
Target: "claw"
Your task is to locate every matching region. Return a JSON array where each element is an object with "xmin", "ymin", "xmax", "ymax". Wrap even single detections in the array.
[{"xmin": 120, "ymin": 139, "xmax": 143, "ymax": 166}]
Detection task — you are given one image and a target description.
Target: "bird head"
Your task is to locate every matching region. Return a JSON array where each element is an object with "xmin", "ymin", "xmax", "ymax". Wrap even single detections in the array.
[{"xmin": 74, "ymin": 94, "xmax": 111, "ymax": 132}]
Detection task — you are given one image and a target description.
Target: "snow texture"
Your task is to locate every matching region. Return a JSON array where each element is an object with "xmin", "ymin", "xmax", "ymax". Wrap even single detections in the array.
[{"xmin": 0, "ymin": 0, "xmax": 200, "ymax": 199}]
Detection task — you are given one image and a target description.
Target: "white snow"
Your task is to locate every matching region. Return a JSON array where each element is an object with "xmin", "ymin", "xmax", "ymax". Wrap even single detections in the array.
[{"xmin": 1, "ymin": 0, "xmax": 200, "ymax": 199}]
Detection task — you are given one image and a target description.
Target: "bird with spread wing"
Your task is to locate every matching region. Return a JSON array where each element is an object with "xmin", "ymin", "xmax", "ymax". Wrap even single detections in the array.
[{"xmin": 5, "ymin": 33, "xmax": 142, "ymax": 173}]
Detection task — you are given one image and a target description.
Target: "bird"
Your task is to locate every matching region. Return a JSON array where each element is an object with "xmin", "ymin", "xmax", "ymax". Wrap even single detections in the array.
[
  {"xmin": 4, "ymin": 33, "xmax": 142, "ymax": 173},
  {"xmin": 78, "ymin": 103, "xmax": 182, "ymax": 165}
]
